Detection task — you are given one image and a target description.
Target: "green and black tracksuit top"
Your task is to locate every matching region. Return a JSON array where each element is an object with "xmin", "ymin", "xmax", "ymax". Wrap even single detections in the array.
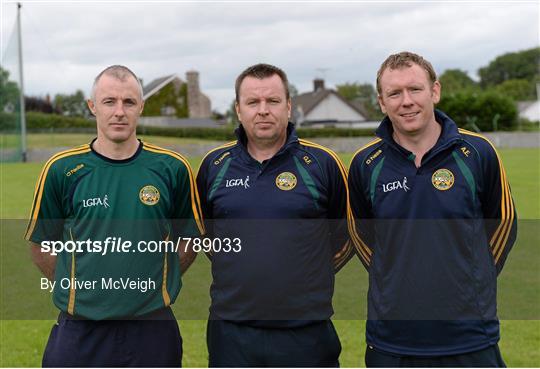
[{"xmin": 25, "ymin": 140, "xmax": 204, "ymax": 320}]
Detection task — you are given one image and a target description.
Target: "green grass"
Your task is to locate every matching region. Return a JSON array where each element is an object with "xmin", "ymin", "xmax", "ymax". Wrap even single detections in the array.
[{"xmin": 0, "ymin": 148, "xmax": 539, "ymax": 367}]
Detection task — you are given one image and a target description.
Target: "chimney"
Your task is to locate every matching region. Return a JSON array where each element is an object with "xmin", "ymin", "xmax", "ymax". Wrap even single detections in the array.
[
  {"xmin": 313, "ymin": 78, "xmax": 325, "ymax": 91},
  {"xmin": 186, "ymin": 70, "xmax": 201, "ymax": 118}
]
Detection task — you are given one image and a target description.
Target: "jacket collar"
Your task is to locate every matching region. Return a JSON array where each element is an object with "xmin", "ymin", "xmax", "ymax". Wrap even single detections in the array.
[
  {"xmin": 234, "ymin": 122, "xmax": 299, "ymax": 162},
  {"xmin": 376, "ymin": 109, "xmax": 461, "ymax": 154}
]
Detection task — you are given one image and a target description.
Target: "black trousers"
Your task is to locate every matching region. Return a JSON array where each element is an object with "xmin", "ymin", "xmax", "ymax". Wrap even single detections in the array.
[
  {"xmin": 207, "ymin": 320, "xmax": 341, "ymax": 367},
  {"xmin": 365, "ymin": 344, "xmax": 506, "ymax": 368},
  {"xmin": 42, "ymin": 307, "xmax": 182, "ymax": 367}
]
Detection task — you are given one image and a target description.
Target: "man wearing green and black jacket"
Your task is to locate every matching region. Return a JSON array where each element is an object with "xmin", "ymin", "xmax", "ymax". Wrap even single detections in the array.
[{"xmin": 26, "ymin": 65, "xmax": 204, "ymax": 367}]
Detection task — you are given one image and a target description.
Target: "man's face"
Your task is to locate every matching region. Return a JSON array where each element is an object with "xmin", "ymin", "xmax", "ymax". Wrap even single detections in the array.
[
  {"xmin": 235, "ymin": 74, "xmax": 291, "ymax": 145},
  {"xmin": 378, "ymin": 63, "xmax": 441, "ymax": 136},
  {"xmin": 87, "ymin": 74, "xmax": 144, "ymax": 144}
]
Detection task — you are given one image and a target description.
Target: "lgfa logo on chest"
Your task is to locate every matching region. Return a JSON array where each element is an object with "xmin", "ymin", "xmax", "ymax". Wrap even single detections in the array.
[
  {"xmin": 382, "ymin": 177, "xmax": 410, "ymax": 193},
  {"xmin": 226, "ymin": 175, "xmax": 250, "ymax": 189},
  {"xmin": 82, "ymin": 195, "xmax": 110, "ymax": 208}
]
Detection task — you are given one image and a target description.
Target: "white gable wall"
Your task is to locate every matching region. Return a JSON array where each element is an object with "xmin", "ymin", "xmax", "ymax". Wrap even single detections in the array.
[
  {"xmin": 520, "ymin": 100, "xmax": 539, "ymax": 122},
  {"xmin": 305, "ymin": 93, "xmax": 365, "ymax": 122}
]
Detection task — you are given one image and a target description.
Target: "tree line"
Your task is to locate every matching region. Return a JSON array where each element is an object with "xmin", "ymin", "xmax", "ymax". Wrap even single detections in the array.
[
  {"xmin": 1, "ymin": 47, "xmax": 538, "ymax": 131},
  {"xmin": 335, "ymin": 47, "xmax": 539, "ymax": 130}
]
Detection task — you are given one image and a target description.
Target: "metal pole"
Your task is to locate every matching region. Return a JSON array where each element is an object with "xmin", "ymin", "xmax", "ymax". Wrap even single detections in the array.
[{"xmin": 17, "ymin": 2, "xmax": 27, "ymax": 162}]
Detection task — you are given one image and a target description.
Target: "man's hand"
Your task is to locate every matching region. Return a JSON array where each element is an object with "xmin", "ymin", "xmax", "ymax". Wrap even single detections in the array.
[
  {"xmin": 30, "ymin": 242, "xmax": 56, "ymax": 281},
  {"xmin": 178, "ymin": 240, "xmax": 197, "ymax": 275}
]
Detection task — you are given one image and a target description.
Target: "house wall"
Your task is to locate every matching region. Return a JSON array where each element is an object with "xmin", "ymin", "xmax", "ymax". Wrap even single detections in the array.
[
  {"xmin": 305, "ymin": 94, "xmax": 365, "ymax": 122},
  {"xmin": 142, "ymin": 80, "xmax": 188, "ymax": 118},
  {"xmin": 520, "ymin": 101, "xmax": 539, "ymax": 122}
]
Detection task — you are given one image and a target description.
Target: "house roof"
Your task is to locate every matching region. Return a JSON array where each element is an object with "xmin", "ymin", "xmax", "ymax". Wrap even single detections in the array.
[
  {"xmin": 517, "ymin": 100, "xmax": 539, "ymax": 121},
  {"xmin": 143, "ymin": 75, "xmax": 178, "ymax": 100},
  {"xmin": 293, "ymin": 89, "xmax": 332, "ymax": 115},
  {"xmin": 292, "ymin": 89, "xmax": 367, "ymax": 119},
  {"xmin": 518, "ymin": 101, "xmax": 537, "ymax": 112}
]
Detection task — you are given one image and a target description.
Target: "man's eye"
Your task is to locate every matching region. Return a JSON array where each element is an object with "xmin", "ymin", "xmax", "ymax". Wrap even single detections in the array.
[
  {"xmin": 247, "ymin": 101, "xmax": 257, "ymax": 106},
  {"xmin": 103, "ymin": 100, "xmax": 115, "ymax": 105},
  {"xmin": 388, "ymin": 92, "xmax": 400, "ymax": 98},
  {"xmin": 269, "ymin": 100, "xmax": 280, "ymax": 105}
]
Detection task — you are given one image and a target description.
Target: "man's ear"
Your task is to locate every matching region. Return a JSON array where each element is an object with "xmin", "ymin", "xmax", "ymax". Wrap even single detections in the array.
[
  {"xmin": 287, "ymin": 98, "xmax": 291, "ymax": 120},
  {"xmin": 377, "ymin": 94, "xmax": 387, "ymax": 115},
  {"xmin": 87, "ymin": 99, "xmax": 96, "ymax": 116},
  {"xmin": 432, "ymin": 81, "xmax": 441, "ymax": 104},
  {"xmin": 235, "ymin": 101, "xmax": 241, "ymax": 123}
]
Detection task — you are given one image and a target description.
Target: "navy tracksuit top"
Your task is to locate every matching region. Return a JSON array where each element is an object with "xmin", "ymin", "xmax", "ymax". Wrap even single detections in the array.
[
  {"xmin": 196, "ymin": 123, "xmax": 352, "ymax": 327},
  {"xmin": 348, "ymin": 110, "xmax": 517, "ymax": 356}
]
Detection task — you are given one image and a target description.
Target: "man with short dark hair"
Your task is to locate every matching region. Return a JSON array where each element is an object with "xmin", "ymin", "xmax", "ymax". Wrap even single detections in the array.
[
  {"xmin": 26, "ymin": 65, "xmax": 204, "ymax": 367},
  {"xmin": 348, "ymin": 51, "xmax": 517, "ymax": 367},
  {"xmin": 197, "ymin": 63, "xmax": 352, "ymax": 367}
]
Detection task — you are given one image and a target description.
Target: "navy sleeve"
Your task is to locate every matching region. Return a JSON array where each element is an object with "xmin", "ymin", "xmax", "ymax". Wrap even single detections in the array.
[
  {"xmin": 196, "ymin": 153, "xmax": 215, "ymax": 259},
  {"xmin": 347, "ymin": 153, "xmax": 374, "ymax": 270},
  {"xmin": 479, "ymin": 142, "xmax": 517, "ymax": 275},
  {"xmin": 196, "ymin": 156, "xmax": 213, "ymax": 222}
]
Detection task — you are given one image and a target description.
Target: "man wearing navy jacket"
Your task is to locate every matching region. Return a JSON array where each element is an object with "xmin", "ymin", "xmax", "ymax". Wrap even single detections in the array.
[
  {"xmin": 197, "ymin": 63, "xmax": 352, "ymax": 367},
  {"xmin": 348, "ymin": 52, "xmax": 517, "ymax": 367}
]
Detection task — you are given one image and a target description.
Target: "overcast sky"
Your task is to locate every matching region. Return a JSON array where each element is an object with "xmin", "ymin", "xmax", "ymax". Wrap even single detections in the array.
[{"xmin": 1, "ymin": 1, "xmax": 538, "ymax": 113}]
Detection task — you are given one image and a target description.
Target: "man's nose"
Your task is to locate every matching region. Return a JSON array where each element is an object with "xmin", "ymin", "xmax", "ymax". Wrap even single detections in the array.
[
  {"xmin": 114, "ymin": 102, "xmax": 126, "ymax": 117},
  {"xmin": 401, "ymin": 91, "xmax": 414, "ymax": 106},
  {"xmin": 257, "ymin": 101, "xmax": 269, "ymax": 115}
]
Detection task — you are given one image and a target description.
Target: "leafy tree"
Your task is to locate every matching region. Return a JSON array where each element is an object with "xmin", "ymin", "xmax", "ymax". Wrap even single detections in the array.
[
  {"xmin": 212, "ymin": 109, "xmax": 225, "ymax": 121},
  {"xmin": 0, "ymin": 66, "xmax": 20, "ymax": 112},
  {"xmin": 25, "ymin": 95, "xmax": 57, "ymax": 114},
  {"xmin": 54, "ymin": 89, "xmax": 90, "ymax": 118},
  {"xmin": 438, "ymin": 69, "xmax": 478, "ymax": 95},
  {"xmin": 438, "ymin": 90, "xmax": 517, "ymax": 131},
  {"xmin": 336, "ymin": 82, "xmax": 360, "ymax": 101},
  {"xmin": 288, "ymin": 83, "xmax": 298, "ymax": 98},
  {"xmin": 142, "ymin": 82, "xmax": 188, "ymax": 118},
  {"xmin": 473, "ymin": 91, "xmax": 518, "ymax": 131},
  {"xmin": 493, "ymin": 79, "xmax": 536, "ymax": 101},
  {"xmin": 479, "ymin": 47, "xmax": 540, "ymax": 87},
  {"xmin": 226, "ymin": 99, "xmax": 240, "ymax": 126},
  {"xmin": 336, "ymin": 82, "xmax": 376, "ymax": 103},
  {"xmin": 336, "ymin": 82, "xmax": 383, "ymax": 120}
]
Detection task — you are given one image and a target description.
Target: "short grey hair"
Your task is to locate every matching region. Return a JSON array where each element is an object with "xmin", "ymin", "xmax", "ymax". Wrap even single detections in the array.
[{"xmin": 90, "ymin": 65, "xmax": 143, "ymax": 101}]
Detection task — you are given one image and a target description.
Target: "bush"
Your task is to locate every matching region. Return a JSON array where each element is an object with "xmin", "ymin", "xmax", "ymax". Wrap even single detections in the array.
[
  {"xmin": 136, "ymin": 125, "xmax": 236, "ymax": 140},
  {"xmin": 1, "ymin": 112, "xmax": 378, "ymax": 138},
  {"xmin": 438, "ymin": 91, "xmax": 518, "ymax": 131},
  {"xmin": 136, "ymin": 125, "xmax": 377, "ymax": 139},
  {"xmin": 297, "ymin": 127, "xmax": 375, "ymax": 137},
  {"xmin": 0, "ymin": 112, "xmax": 94, "ymax": 132}
]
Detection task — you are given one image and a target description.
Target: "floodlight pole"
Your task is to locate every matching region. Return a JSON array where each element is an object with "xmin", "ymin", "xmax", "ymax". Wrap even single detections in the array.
[{"xmin": 17, "ymin": 2, "xmax": 27, "ymax": 162}]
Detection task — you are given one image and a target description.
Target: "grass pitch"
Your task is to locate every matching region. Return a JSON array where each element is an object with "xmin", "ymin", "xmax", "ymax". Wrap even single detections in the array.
[{"xmin": 0, "ymin": 147, "xmax": 538, "ymax": 367}]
